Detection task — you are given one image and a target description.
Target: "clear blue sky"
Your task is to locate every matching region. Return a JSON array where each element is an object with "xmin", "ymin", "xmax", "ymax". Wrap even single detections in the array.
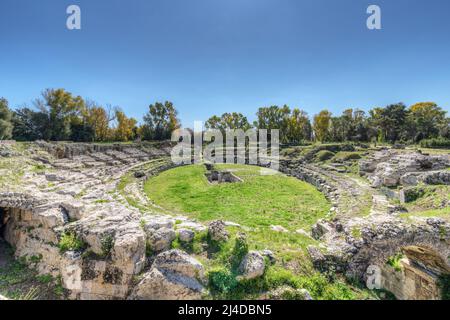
[{"xmin": 1, "ymin": 0, "xmax": 449, "ymax": 126}]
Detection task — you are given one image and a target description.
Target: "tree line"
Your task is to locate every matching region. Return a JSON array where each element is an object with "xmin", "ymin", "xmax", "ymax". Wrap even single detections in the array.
[
  {"xmin": 206, "ymin": 103, "xmax": 449, "ymax": 145},
  {"xmin": 0, "ymin": 88, "xmax": 449, "ymax": 145},
  {"xmin": 0, "ymin": 89, "xmax": 180, "ymax": 142}
]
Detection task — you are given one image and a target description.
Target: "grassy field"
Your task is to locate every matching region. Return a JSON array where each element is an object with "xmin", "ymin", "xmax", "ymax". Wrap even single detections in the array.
[
  {"xmin": 399, "ymin": 185, "xmax": 450, "ymax": 221},
  {"xmin": 144, "ymin": 164, "xmax": 331, "ymax": 231},
  {"xmin": 141, "ymin": 164, "xmax": 381, "ymax": 300}
]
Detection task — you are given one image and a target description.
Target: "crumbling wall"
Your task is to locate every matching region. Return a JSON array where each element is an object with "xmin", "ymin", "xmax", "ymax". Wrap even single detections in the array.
[{"xmin": 0, "ymin": 192, "xmax": 146, "ymax": 299}]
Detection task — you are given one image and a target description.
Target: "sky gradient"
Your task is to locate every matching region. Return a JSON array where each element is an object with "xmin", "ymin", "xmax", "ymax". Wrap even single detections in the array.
[{"xmin": 1, "ymin": 0, "xmax": 450, "ymax": 126}]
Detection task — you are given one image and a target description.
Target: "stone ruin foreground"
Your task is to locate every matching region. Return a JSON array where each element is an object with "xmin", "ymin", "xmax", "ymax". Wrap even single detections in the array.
[{"xmin": 0, "ymin": 141, "xmax": 449, "ymax": 300}]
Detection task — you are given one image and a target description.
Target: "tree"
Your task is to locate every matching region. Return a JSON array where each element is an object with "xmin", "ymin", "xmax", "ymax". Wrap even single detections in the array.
[
  {"xmin": 286, "ymin": 108, "xmax": 311, "ymax": 143},
  {"xmin": 407, "ymin": 102, "xmax": 447, "ymax": 142},
  {"xmin": 114, "ymin": 110, "xmax": 137, "ymax": 142},
  {"xmin": 0, "ymin": 98, "xmax": 13, "ymax": 140},
  {"xmin": 35, "ymin": 89, "xmax": 85, "ymax": 141},
  {"xmin": 255, "ymin": 105, "xmax": 291, "ymax": 143},
  {"xmin": 329, "ymin": 116, "xmax": 345, "ymax": 142},
  {"xmin": 205, "ymin": 115, "xmax": 222, "ymax": 130},
  {"xmin": 438, "ymin": 117, "xmax": 450, "ymax": 139},
  {"xmin": 368, "ymin": 103, "xmax": 408, "ymax": 143},
  {"xmin": 313, "ymin": 110, "xmax": 332, "ymax": 142},
  {"xmin": 83, "ymin": 102, "xmax": 111, "ymax": 142},
  {"xmin": 12, "ymin": 107, "xmax": 49, "ymax": 141},
  {"xmin": 205, "ymin": 113, "xmax": 251, "ymax": 131},
  {"xmin": 143, "ymin": 101, "xmax": 180, "ymax": 140},
  {"xmin": 337, "ymin": 108, "xmax": 368, "ymax": 142}
]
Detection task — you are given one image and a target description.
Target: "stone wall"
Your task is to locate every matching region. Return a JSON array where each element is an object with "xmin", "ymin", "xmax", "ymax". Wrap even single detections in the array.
[
  {"xmin": 345, "ymin": 220, "xmax": 450, "ymax": 283},
  {"xmin": 379, "ymin": 259, "xmax": 441, "ymax": 300}
]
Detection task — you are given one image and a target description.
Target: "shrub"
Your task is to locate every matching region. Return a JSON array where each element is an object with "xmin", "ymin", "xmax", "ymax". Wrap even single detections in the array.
[
  {"xmin": 420, "ymin": 138, "xmax": 450, "ymax": 149},
  {"xmin": 36, "ymin": 274, "xmax": 53, "ymax": 284},
  {"xmin": 208, "ymin": 267, "xmax": 238, "ymax": 296},
  {"xmin": 387, "ymin": 253, "xmax": 404, "ymax": 272},
  {"xmin": 100, "ymin": 234, "xmax": 114, "ymax": 257},
  {"xmin": 230, "ymin": 233, "xmax": 249, "ymax": 270},
  {"xmin": 304, "ymin": 143, "xmax": 355, "ymax": 161},
  {"xmin": 315, "ymin": 150, "xmax": 335, "ymax": 162},
  {"xmin": 333, "ymin": 152, "xmax": 362, "ymax": 162},
  {"xmin": 59, "ymin": 232, "xmax": 85, "ymax": 253}
]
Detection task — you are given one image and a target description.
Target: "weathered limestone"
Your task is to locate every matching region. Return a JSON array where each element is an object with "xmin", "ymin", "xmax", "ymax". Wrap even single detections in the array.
[
  {"xmin": 268, "ymin": 286, "xmax": 313, "ymax": 300},
  {"xmin": 360, "ymin": 150, "xmax": 450, "ymax": 188},
  {"xmin": 208, "ymin": 220, "xmax": 229, "ymax": 242},
  {"xmin": 270, "ymin": 225, "xmax": 288, "ymax": 233},
  {"xmin": 130, "ymin": 250, "xmax": 206, "ymax": 300},
  {"xmin": 311, "ymin": 220, "xmax": 333, "ymax": 240},
  {"xmin": 205, "ymin": 170, "xmax": 243, "ymax": 184},
  {"xmin": 146, "ymin": 227, "xmax": 176, "ymax": 252},
  {"xmin": 237, "ymin": 251, "xmax": 266, "ymax": 280},
  {"xmin": 0, "ymin": 142, "xmax": 175, "ymax": 300},
  {"xmin": 178, "ymin": 228, "xmax": 195, "ymax": 243}
]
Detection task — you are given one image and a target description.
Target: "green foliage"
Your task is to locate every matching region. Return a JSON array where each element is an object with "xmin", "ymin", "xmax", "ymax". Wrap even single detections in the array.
[
  {"xmin": 172, "ymin": 230, "xmax": 208, "ymax": 254},
  {"xmin": 329, "ymin": 109, "xmax": 369, "ymax": 142},
  {"xmin": 12, "ymin": 107, "xmax": 49, "ymax": 141},
  {"xmin": 369, "ymin": 103, "xmax": 409, "ymax": 143},
  {"xmin": 420, "ymin": 138, "xmax": 450, "ymax": 149},
  {"xmin": 230, "ymin": 233, "xmax": 249, "ymax": 270},
  {"xmin": 53, "ymin": 276, "xmax": 64, "ymax": 297},
  {"xmin": 313, "ymin": 110, "xmax": 332, "ymax": 142},
  {"xmin": 0, "ymin": 258, "xmax": 30, "ymax": 287},
  {"xmin": 254, "ymin": 105, "xmax": 291, "ymax": 143},
  {"xmin": 332, "ymin": 152, "xmax": 362, "ymax": 162},
  {"xmin": 408, "ymin": 102, "xmax": 447, "ymax": 142},
  {"xmin": 142, "ymin": 101, "xmax": 180, "ymax": 140},
  {"xmin": 314, "ymin": 150, "xmax": 335, "ymax": 162},
  {"xmin": 350, "ymin": 228, "xmax": 362, "ymax": 239},
  {"xmin": 387, "ymin": 253, "xmax": 404, "ymax": 272},
  {"xmin": 5, "ymin": 87, "xmax": 449, "ymax": 145},
  {"xmin": 29, "ymin": 254, "xmax": 43, "ymax": 264},
  {"xmin": 36, "ymin": 274, "xmax": 53, "ymax": 284},
  {"xmin": 0, "ymin": 97, "xmax": 13, "ymax": 140},
  {"xmin": 205, "ymin": 112, "xmax": 252, "ymax": 132},
  {"xmin": 303, "ymin": 143, "xmax": 355, "ymax": 161},
  {"xmin": 100, "ymin": 234, "xmax": 114, "ymax": 257},
  {"xmin": 207, "ymin": 262, "xmax": 357, "ymax": 300},
  {"xmin": 208, "ymin": 267, "xmax": 239, "ymax": 296},
  {"xmin": 59, "ymin": 232, "xmax": 86, "ymax": 253}
]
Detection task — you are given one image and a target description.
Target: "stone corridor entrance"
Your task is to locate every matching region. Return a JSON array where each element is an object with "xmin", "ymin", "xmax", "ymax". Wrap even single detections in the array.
[
  {"xmin": 0, "ymin": 208, "xmax": 12, "ymax": 269},
  {"xmin": 0, "ymin": 207, "xmax": 9, "ymax": 240}
]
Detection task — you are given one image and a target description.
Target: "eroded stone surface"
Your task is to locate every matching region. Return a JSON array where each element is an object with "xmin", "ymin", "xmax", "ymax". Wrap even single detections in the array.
[
  {"xmin": 1, "ymin": 143, "xmax": 449, "ymax": 301},
  {"xmin": 238, "ymin": 251, "xmax": 266, "ymax": 280},
  {"xmin": 130, "ymin": 249, "xmax": 206, "ymax": 300}
]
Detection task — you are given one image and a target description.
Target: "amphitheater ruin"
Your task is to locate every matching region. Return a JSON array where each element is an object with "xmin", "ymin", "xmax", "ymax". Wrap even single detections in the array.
[{"xmin": 0, "ymin": 141, "xmax": 449, "ymax": 300}]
